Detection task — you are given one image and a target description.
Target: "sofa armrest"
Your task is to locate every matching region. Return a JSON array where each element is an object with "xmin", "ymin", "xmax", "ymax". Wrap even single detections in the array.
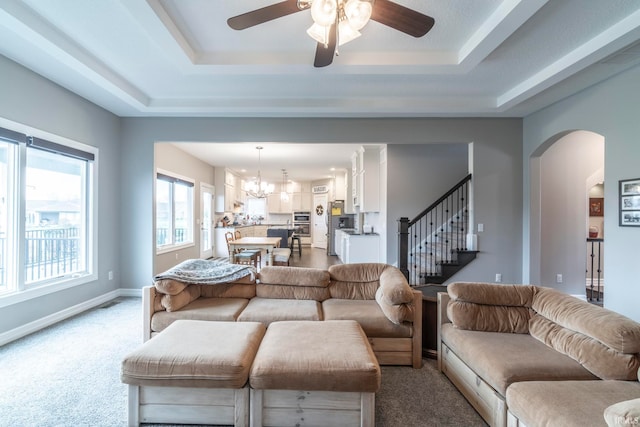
[
  {"xmin": 142, "ymin": 286, "xmax": 157, "ymax": 342},
  {"xmin": 437, "ymin": 291, "xmax": 450, "ymax": 372}
]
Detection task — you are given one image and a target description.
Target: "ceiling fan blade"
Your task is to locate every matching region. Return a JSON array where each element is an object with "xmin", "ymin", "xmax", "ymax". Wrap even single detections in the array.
[
  {"xmin": 313, "ymin": 24, "xmax": 337, "ymax": 68},
  {"xmin": 371, "ymin": 0, "xmax": 435, "ymax": 37},
  {"xmin": 228, "ymin": 0, "xmax": 302, "ymax": 30}
]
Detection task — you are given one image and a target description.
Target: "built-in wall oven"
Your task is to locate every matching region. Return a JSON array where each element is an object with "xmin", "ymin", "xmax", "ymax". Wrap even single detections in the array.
[{"xmin": 293, "ymin": 211, "xmax": 311, "ymax": 237}]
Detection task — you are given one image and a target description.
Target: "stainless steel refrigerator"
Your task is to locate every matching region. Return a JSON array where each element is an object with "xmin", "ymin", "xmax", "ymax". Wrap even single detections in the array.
[{"xmin": 326, "ymin": 200, "xmax": 354, "ymax": 255}]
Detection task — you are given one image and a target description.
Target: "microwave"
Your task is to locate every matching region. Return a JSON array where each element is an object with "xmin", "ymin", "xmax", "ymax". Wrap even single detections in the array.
[{"xmin": 293, "ymin": 211, "xmax": 310, "ymax": 222}]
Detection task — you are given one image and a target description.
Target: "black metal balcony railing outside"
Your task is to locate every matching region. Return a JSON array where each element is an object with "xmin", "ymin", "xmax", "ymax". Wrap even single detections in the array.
[
  {"xmin": 0, "ymin": 227, "xmax": 81, "ymax": 286},
  {"xmin": 156, "ymin": 228, "xmax": 187, "ymax": 247}
]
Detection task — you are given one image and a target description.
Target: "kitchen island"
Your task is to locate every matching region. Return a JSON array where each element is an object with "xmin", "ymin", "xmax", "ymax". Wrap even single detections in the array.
[{"xmin": 335, "ymin": 229, "xmax": 380, "ymax": 264}]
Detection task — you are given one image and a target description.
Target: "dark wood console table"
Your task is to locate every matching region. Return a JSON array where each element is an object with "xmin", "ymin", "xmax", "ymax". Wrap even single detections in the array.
[{"xmin": 414, "ymin": 284, "xmax": 447, "ymax": 359}]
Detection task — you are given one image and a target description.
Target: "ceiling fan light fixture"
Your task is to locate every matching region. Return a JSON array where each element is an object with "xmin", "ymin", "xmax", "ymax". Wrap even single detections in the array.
[
  {"xmin": 311, "ymin": 0, "xmax": 337, "ymax": 27},
  {"xmin": 344, "ymin": 0, "xmax": 372, "ymax": 30},
  {"xmin": 337, "ymin": 20, "xmax": 361, "ymax": 46},
  {"xmin": 307, "ymin": 23, "xmax": 330, "ymax": 45}
]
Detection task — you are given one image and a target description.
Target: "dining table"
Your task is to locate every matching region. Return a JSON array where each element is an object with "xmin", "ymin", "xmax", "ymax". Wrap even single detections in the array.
[{"xmin": 228, "ymin": 236, "xmax": 282, "ymax": 266}]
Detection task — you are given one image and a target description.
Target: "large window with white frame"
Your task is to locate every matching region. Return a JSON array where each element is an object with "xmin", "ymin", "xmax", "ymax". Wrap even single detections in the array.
[
  {"xmin": 0, "ymin": 125, "xmax": 96, "ymax": 300},
  {"xmin": 156, "ymin": 171, "xmax": 194, "ymax": 252}
]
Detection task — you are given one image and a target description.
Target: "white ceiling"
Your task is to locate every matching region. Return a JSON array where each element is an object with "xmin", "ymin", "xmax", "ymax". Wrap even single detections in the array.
[{"xmin": 1, "ymin": 0, "xmax": 640, "ymax": 180}]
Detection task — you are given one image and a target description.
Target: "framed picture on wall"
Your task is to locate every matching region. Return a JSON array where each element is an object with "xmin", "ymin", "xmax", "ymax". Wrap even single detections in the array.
[
  {"xmin": 589, "ymin": 198, "xmax": 604, "ymax": 216},
  {"xmin": 619, "ymin": 178, "xmax": 640, "ymax": 227}
]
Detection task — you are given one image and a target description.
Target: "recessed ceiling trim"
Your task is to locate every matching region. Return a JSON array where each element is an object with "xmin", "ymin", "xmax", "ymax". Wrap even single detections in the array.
[
  {"xmin": 458, "ymin": 0, "xmax": 548, "ymax": 71},
  {"xmin": 497, "ymin": 9, "xmax": 640, "ymax": 110},
  {"xmin": 0, "ymin": 0, "xmax": 150, "ymax": 109}
]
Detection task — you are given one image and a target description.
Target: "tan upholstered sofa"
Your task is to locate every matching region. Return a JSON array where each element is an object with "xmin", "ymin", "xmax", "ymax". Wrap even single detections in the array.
[
  {"xmin": 143, "ymin": 263, "xmax": 422, "ymax": 368},
  {"xmin": 437, "ymin": 282, "xmax": 640, "ymax": 427}
]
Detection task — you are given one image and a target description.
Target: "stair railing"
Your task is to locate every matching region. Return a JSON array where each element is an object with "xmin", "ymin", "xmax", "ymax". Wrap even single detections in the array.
[
  {"xmin": 586, "ymin": 237, "xmax": 604, "ymax": 303},
  {"xmin": 399, "ymin": 174, "xmax": 472, "ymax": 284}
]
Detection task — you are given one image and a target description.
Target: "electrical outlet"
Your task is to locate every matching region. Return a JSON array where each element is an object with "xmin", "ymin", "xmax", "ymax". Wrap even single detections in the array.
[
  {"xmin": 108, "ymin": 271, "xmax": 113, "ymax": 281},
  {"xmin": 175, "ymin": 253, "xmax": 179, "ymax": 260},
  {"xmin": 556, "ymin": 274, "xmax": 563, "ymax": 283},
  {"xmin": 478, "ymin": 223, "xmax": 484, "ymax": 233},
  {"xmin": 495, "ymin": 273, "xmax": 502, "ymax": 283}
]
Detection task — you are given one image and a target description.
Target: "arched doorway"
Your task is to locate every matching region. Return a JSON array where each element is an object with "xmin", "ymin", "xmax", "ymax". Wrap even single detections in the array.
[{"xmin": 529, "ymin": 130, "xmax": 604, "ymax": 297}]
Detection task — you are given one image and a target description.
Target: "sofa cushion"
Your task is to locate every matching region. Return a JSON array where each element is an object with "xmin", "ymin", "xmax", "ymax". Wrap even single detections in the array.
[
  {"xmin": 532, "ymin": 287, "xmax": 640, "ymax": 354},
  {"xmin": 236, "ymin": 297, "xmax": 322, "ymax": 325},
  {"xmin": 604, "ymin": 397, "xmax": 640, "ymax": 427},
  {"xmin": 150, "ymin": 297, "xmax": 249, "ymax": 333},
  {"xmin": 447, "ymin": 300, "xmax": 532, "ymax": 334},
  {"xmin": 258, "ymin": 266, "xmax": 330, "ymax": 287},
  {"xmin": 327, "ymin": 263, "xmax": 389, "ymax": 300},
  {"xmin": 256, "ymin": 284, "xmax": 330, "ymax": 301},
  {"xmin": 122, "ymin": 320, "xmax": 266, "ymax": 388},
  {"xmin": 161, "ymin": 284, "xmax": 201, "ymax": 312},
  {"xmin": 441, "ymin": 323, "xmax": 597, "ymax": 395},
  {"xmin": 507, "ymin": 380, "xmax": 640, "ymax": 427},
  {"xmin": 154, "ymin": 278, "xmax": 189, "ymax": 296},
  {"xmin": 199, "ymin": 282, "xmax": 256, "ymax": 299},
  {"xmin": 448, "ymin": 282, "xmax": 537, "ymax": 307},
  {"xmin": 322, "ymin": 299, "xmax": 412, "ymax": 338},
  {"xmin": 249, "ymin": 320, "xmax": 380, "ymax": 393},
  {"xmin": 529, "ymin": 313, "xmax": 640, "ymax": 380}
]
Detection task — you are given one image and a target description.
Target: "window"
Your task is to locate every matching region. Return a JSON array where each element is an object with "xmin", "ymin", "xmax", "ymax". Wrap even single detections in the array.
[
  {"xmin": 156, "ymin": 171, "xmax": 194, "ymax": 251},
  {"xmin": 0, "ymin": 124, "xmax": 96, "ymax": 302}
]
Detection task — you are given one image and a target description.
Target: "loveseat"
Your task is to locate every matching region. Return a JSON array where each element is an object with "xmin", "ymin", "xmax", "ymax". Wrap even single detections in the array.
[
  {"xmin": 437, "ymin": 282, "xmax": 640, "ymax": 427},
  {"xmin": 143, "ymin": 263, "xmax": 422, "ymax": 368}
]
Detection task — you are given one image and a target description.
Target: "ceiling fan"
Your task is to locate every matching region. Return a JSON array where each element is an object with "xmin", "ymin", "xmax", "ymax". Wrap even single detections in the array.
[{"xmin": 227, "ymin": 0, "xmax": 435, "ymax": 67}]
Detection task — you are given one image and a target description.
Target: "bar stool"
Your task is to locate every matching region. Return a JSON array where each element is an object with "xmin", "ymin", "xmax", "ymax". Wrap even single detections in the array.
[{"xmin": 290, "ymin": 232, "xmax": 302, "ymax": 256}]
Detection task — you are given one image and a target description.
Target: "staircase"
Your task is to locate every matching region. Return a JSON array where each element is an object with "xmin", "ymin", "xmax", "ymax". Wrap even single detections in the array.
[{"xmin": 398, "ymin": 174, "xmax": 477, "ymax": 285}]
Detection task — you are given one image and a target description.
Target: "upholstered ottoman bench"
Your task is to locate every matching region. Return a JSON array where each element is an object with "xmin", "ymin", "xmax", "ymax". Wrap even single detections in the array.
[
  {"xmin": 121, "ymin": 319, "xmax": 266, "ymax": 427},
  {"xmin": 249, "ymin": 320, "xmax": 381, "ymax": 427}
]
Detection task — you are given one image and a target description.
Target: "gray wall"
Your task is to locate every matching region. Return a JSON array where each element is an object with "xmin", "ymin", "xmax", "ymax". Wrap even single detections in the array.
[
  {"xmin": 0, "ymin": 55, "xmax": 121, "ymax": 335},
  {"xmin": 539, "ymin": 131, "xmax": 604, "ymax": 295},
  {"xmin": 386, "ymin": 143, "xmax": 469, "ymax": 264},
  {"xmin": 121, "ymin": 118, "xmax": 523, "ymax": 290},
  {"xmin": 523, "ymin": 63, "xmax": 640, "ymax": 321},
  {"xmin": 154, "ymin": 143, "xmax": 215, "ymax": 274}
]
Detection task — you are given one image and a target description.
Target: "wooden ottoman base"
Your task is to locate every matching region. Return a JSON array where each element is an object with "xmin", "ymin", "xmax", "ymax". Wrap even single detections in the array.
[
  {"xmin": 250, "ymin": 389, "xmax": 374, "ymax": 427},
  {"xmin": 249, "ymin": 320, "xmax": 381, "ymax": 427},
  {"xmin": 128, "ymin": 385, "xmax": 249, "ymax": 426}
]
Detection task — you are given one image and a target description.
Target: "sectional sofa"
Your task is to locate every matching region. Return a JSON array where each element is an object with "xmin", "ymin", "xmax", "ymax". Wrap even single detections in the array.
[
  {"xmin": 438, "ymin": 281, "xmax": 640, "ymax": 427},
  {"xmin": 143, "ymin": 263, "xmax": 422, "ymax": 368}
]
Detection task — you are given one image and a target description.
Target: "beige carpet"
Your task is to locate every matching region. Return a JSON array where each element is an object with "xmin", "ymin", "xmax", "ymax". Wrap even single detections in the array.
[{"xmin": 0, "ymin": 297, "xmax": 486, "ymax": 426}]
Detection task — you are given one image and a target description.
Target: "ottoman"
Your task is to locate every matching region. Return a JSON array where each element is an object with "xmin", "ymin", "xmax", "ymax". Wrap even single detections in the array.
[
  {"xmin": 121, "ymin": 319, "xmax": 266, "ymax": 427},
  {"xmin": 249, "ymin": 320, "xmax": 381, "ymax": 427}
]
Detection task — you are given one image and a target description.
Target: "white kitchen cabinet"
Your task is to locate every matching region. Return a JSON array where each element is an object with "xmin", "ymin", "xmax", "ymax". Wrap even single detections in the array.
[
  {"xmin": 267, "ymin": 186, "xmax": 293, "ymax": 213},
  {"xmin": 224, "ymin": 184, "xmax": 235, "ymax": 212}
]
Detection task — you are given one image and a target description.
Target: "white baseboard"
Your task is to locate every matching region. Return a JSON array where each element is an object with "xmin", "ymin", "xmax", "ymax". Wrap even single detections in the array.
[{"xmin": 0, "ymin": 288, "xmax": 141, "ymax": 347}]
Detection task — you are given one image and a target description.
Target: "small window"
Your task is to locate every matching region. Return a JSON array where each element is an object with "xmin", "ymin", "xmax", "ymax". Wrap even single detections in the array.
[{"xmin": 156, "ymin": 171, "xmax": 194, "ymax": 251}]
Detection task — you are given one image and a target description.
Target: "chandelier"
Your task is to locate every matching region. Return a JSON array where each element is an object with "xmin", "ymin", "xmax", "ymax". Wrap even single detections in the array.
[
  {"xmin": 244, "ymin": 146, "xmax": 274, "ymax": 199},
  {"xmin": 303, "ymin": 0, "xmax": 373, "ymax": 47}
]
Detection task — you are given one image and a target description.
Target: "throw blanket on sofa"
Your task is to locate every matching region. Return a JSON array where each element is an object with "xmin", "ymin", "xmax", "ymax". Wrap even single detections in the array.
[{"xmin": 154, "ymin": 259, "xmax": 254, "ymax": 285}]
